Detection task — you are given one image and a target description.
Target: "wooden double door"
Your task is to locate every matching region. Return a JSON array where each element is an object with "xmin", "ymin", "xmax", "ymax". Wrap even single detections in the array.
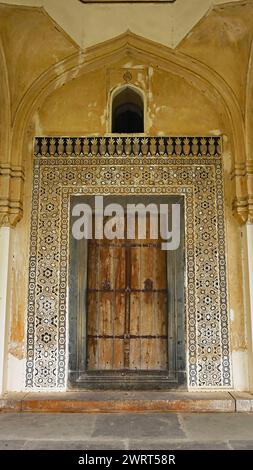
[
  {"xmin": 69, "ymin": 196, "xmax": 185, "ymax": 389},
  {"xmin": 87, "ymin": 225, "xmax": 168, "ymax": 371}
]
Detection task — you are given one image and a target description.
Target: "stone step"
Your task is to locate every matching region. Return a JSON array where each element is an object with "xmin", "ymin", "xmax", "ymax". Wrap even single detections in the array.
[{"xmin": 2, "ymin": 391, "xmax": 252, "ymax": 413}]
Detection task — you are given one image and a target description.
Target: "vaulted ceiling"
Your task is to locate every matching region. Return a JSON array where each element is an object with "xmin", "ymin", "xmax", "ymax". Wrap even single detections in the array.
[
  {"xmin": 1, "ymin": 0, "xmax": 245, "ymax": 49},
  {"xmin": 1, "ymin": 0, "xmax": 253, "ymax": 122}
]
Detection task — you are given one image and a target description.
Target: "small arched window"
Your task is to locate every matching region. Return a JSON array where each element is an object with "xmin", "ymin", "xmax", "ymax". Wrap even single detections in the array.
[{"xmin": 111, "ymin": 86, "xmax": 144, "ymax": 133}]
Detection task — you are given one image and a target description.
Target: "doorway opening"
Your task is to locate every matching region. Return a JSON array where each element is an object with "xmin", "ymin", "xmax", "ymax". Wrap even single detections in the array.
[{"xmin": 68, "ymin": 195, "xmax": 186, "ymax": 389}]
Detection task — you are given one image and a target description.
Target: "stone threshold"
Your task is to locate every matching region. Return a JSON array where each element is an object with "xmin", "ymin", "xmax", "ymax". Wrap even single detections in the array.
[{"xmin": 1, "ymin": 391, "xmax": 253, "ymax": 413}]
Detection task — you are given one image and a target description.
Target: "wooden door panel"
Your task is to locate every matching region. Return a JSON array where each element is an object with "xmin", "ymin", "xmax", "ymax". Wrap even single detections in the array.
[
  {"xmin": 87, "ymin": 337, "xmax": 98, "ymax": 370},
  {"xmin": 139, "ymin": 247, "xmax": 155, "ymax": 289},
  {"xmin": 155, "ymin": 250, "xmax": 167, "ymax": 289},
  {"xmin": 114, "ymin": 292, "xmax": 126, "ymax": 336},
  {"xmin": 130, "ymin": 246, "xmax": 141, "ymax": 290},
  {"xmin": 99, "ymin": 245, "xmax": 114, "ymax": 289},
  {"xmin": 140, "ymin": 339, "xmax": 151, "ymax": 369},
  {"xmin": 98, "ymin": 292, "xmax": 114, "ymax": 336},
  {"xmin": 98, "ymin": 337, "xmax": 114, "ymax": 370},
  {"xmin": 129, "ymin": 292, "xmax": 141, "ymax": 336},
  {"xmin": 87, "ymin": 214, "xmax": 168, "ymax": 372},
  {"xmin": 139, "ymin": 291, "xmax": 154, "ymax": 336},
  {"xmin": 113, "ymin": 339, "xmax": 125, "ymax": 369},
  {"xmin": 129, "ymin": 339, "xmax": 141, "ymax": 369},
  {"xmin": 87, "ymin": 241, "xmax": 97, "ymax": 290},
  {"xmin": 87, "ymin": 292, "xmax": 97, "ymax": 336},
  {"xmin": 130, "ymin": 248, "xmax": 167, "ymax": 289},
  {"xmin": 156, "ymin": 292, "xmax": 168, "ymax": 335},
  {"xmin": 88, "ymin": 338, "xmax": 125, "ymax": 370},
  {"xmin": 156, "ymin": 339, "xmax": 168, "ymax": 369},
  {"xmin": 114, "ymin": 245, "xmax": 126, "ymax": 290}
]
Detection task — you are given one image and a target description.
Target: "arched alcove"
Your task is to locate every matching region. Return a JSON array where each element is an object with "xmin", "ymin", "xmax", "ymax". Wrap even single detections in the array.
[
  {"xmin": 111, "ymin": 86, "xmax": 144, "ymax": 133},
  {"xmin": 12, "ymin": 32, "xmax": 246, "ymax": 219},
  {"xmin": 5, "ymin": 30, "xmax": 248, "ymax": 394}
]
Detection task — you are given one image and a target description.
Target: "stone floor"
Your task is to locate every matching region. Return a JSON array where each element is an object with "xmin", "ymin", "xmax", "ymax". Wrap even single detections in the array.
[{"xmin": 0, "ymin": 412, "xmax": 253, "ymax": 450}]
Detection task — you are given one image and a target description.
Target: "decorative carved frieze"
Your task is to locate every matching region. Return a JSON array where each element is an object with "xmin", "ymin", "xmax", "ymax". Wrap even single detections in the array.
[{"xmin": 34, "ymin": 136, "xmax": 222, "ymax": 158}]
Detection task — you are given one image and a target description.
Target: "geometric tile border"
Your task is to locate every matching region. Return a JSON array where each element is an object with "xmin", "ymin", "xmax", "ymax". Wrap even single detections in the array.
[{"xmin": 26, "ymin": 136, "xmax": 231, "ymax": 389}]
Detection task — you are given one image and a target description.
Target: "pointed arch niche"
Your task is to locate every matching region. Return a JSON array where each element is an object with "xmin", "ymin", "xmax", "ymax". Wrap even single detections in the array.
[{"xmin": 110, "ymin": 85, "xmax": 145, "ymax": 134}]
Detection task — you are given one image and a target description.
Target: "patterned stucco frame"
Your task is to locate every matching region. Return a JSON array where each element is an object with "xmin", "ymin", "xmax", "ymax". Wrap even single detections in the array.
[{"xmin": 26, "ymin": 136, "xmax": 231, "ymax": 390}]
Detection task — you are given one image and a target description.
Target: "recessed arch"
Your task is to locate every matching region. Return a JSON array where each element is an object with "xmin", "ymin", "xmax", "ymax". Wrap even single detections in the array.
[
  {"xmin": 111, "ymin": 84, "xmax": 144, "ymax": 133},
  {"xmin": 9, "ymin": 30, "xmax": 248, "ymax": 223}
]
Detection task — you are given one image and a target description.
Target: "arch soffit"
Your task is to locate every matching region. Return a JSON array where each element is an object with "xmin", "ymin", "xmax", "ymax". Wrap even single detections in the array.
[{"xmin": 0, "ymin": 37, "xmax": 11, "ymax": 163}]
